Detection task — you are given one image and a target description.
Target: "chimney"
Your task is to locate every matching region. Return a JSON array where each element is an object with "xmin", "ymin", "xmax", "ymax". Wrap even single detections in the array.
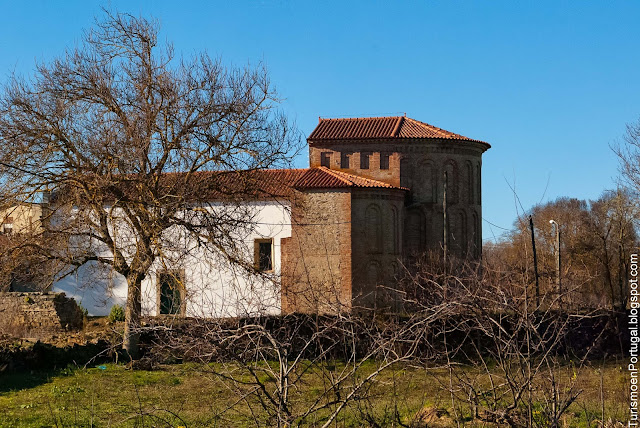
[{"xmin": 41, "ymin": 190, "xmax": 51, "ymax": 205}]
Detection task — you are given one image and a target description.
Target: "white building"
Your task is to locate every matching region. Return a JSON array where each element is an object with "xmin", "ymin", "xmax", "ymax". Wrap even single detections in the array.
[{"xmin": 53, "ymin": 200, "xmax": 292, "ymax": 317}]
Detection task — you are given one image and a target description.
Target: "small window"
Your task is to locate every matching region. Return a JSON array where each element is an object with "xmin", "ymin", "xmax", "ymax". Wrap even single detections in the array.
[
  {"xmin": 380, "ymin": 153, "xmax": 390, "ymax": 170},
  {"xmin": 340, "ymin": 152, "xmax": 351, "ymax": 169},
  {"xmin": 321, "ymin": 152, "xmax": 331, "ymax": 168},
  {"xmin": 255, "ymin": 238, "xmax": 273, "ymax": 271},
  {"xmin": 158, "ymin": 270, "xmax": 184, "ymax": 315},
  {"xmin": 360, "ymin": 152, "xmax": 370, "ymax": 169},
  {"xmin": 2, "ymin": 217, "xmax": 13, "ymax": 235}
]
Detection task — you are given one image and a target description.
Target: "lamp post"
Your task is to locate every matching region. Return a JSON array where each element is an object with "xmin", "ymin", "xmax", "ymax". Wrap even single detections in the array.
[{"xmin": 549, "ymin": 219, "xmax": 561, "ymax": 302}]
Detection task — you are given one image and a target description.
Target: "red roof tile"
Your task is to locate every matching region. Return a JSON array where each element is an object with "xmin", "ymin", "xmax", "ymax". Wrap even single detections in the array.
[
  {"xmin": 61, "ymin": 167, "xmax": 405, "ymax": 205},
  {"xmin": 308, "ymin": 116, "xmax": 489, "ymax": 147},
  {"xmin": 176, "ymin": 167, "xmax": 405, "ymax": 195},
  {"xmin": 293, "ymin": 167, "xmax": 405, "ymax": 190},
  {"xmin": 169, "ymin": 169, "xmax": 308, "ymax": 200},
  {"xmin": 128, "ymin": 167, "xmax": 402, "ymax": 200},
  {"xmin": 61, "ymin": 169, "xmax": 309, "ymax": 203}
]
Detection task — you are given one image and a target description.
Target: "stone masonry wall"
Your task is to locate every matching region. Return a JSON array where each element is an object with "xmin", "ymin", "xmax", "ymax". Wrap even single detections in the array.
[
  {"xmin": 0, "ymin": 292, "xmax": 84, "ymax": 339},
  {"xmin": 350, "ymin": 188, "xmax": 406, "ymax": 310},
  {"xmin": 281, "ymin": 189, "xmax": 352, "ymax": 314}
]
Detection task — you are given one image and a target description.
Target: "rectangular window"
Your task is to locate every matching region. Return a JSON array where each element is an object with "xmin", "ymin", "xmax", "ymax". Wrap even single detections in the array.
[
  {"xmin": 320, "ymin": 152, "xmax": 331, "ymax": 168},
  {"xmin": 380, "ymin": 153, "xmax": 390, "ymax": 170},
  {"xmin": 158, "ymin": 270, "xmax": 184, "ymax": 315},
  {"xmin": 255, "ymin": 238, "xmax": 273, "ymax": 271},
  {"xmin": 340, "ymin": 152, "xmax": 351, "ymax": 169},
  {"xmin": 360, "ymin": 152, "xmax": 370, "ymax": 169}
]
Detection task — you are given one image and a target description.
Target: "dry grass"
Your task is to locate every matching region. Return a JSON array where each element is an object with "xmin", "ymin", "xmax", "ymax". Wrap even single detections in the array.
[{"xmin": 0, "ymin": 358, "xmax": 630, "ymax": 427}]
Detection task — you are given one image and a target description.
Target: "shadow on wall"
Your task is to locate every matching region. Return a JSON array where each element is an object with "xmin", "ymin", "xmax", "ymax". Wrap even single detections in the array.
[{"xmin": 52, "ymin": 262, "xmax": 127, "ymax": 317}]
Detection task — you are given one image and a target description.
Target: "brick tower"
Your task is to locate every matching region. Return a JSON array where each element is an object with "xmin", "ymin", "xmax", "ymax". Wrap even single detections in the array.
[{"xmin": 307, "ymin": 115, "xmax": 491, "ymax": 260}]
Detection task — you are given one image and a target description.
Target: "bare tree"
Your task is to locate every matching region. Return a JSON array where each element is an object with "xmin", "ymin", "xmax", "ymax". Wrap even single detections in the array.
[
  {"xmin": 399, "ymin": 253, "xmax": 609, "ymax": 428},
  {"xmin": 0, "ymin": 11, "xmax": 300, "ymax": 357},
  {"xmin": 588, "ymin": 188, "xmax": 638, "ymax": 310},
  {"xmin": 616, "ymin": 117, "xmax": 640, "ymax": 195},
  {"xmin": 485, "ymin": 194, "xmax": 638, "ymax": 311},
  {"xmin": 136, "ymin": 285, "xmax": 454, "ymax": 427}
]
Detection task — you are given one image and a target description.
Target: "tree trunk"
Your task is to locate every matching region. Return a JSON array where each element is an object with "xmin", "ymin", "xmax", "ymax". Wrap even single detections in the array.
[{"xmin": 123, "ymin": 277, "xmax": 143, "ymax": 359}]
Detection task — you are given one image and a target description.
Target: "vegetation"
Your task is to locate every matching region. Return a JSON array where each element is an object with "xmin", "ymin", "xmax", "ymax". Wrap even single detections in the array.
[
  {"xmin": 0, "ymin": 7, "xmax": 637, "ymax": 428},
  {"xmin": 108, "ymin": 305, "xmax": 125, "ymax": 324},
  {"xmin": 0, "ymin": 360, "xmax": 629, "ymax": 427},
  {"xmin": 0, "ymin": 10, "xmax": 300, "ymax": 358},
  {"xmin": 484, "ymin": 189, "xmax": 638, "ymax": 312}
]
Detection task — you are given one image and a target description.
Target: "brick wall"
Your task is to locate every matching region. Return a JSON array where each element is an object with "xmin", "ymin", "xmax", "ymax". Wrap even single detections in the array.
[
  {"xmin": 399, "ymin": 145, "xmax": 483, "ymax": 258},
  {"xmin": 309, "ymin": 141, "xmax": 401, "ymax": 187},
  {"xmin": 0, "ymin": 292, "xmax": 84, "ymax": 339},
  {"xmin": 281, "ymin": 189, "xmax": 352, "ymax": 314},
  {"xmin": 310, "ymin": 139, "xmax": 486, "ymax": 259}
]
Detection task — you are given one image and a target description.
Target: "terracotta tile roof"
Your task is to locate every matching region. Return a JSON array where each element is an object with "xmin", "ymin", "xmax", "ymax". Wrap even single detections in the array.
[
  {"xmin": 191, "ymin": 169, "xmax": 308, "ymax": 199},
  {"xmin": 173, "ymin": 167, "xmax": 405, "ymax": 198},
  {"xmin": 308, "ymin": 116, "xmax": 489, "ymax": 146},
  {"xmin": 293, "ymin": 167, "xmax": 406, "ymax": 190},
  {"xmin": 55, "ymin": 169, "xmax": 309, "ymax": 204},
  {"xmin": 191, "ymin": 167, "xmax": 404, "ymax": 195},
  {"xmin": 69, "ymin": 168, "xmax": 404, "ymax": 204}
]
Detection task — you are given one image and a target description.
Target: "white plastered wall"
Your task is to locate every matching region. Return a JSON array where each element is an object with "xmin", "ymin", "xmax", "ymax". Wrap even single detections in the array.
[{"xmin": 52, "ymin": 201, "xmax": 291, "ymax": 317}]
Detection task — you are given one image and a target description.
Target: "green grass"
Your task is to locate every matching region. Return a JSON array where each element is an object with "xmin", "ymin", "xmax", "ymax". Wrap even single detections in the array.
[{"xmin": 0, "ymin": 360, "xmax": 630, "ymax": 427}]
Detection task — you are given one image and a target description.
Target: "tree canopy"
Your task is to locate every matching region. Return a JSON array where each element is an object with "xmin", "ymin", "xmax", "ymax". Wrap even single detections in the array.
[{"xmin": 0, "ymin": 11, "xmax": 300, "ymax": 357}]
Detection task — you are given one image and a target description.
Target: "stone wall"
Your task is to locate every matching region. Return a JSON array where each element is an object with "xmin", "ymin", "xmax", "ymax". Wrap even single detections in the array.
[
  {"xmin": 397, "ymin": 141, "xmax": 484, "ymax": 258},
  {"xmin": 281, "ymin": 189, "xmax": 352, "ymax": 314},
  {"xmin": 0, "ymin": 292, "xmax": 84, "ymax": 339},
  {"xmin": 350, "ymin": 188, "xmax": 406, "ymax": 309}
]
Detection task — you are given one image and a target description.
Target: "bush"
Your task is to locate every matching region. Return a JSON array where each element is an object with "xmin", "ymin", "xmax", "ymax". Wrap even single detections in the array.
[
  {"xmin": 77, "ymin": 304, "xmax": 89, "ymax": 318},
  {"xmin": 108, "ymin": 305, "xmax": 125, "ymax": 323}
]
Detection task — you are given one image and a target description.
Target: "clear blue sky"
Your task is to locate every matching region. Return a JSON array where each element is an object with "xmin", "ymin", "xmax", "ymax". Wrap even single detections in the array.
[{"xmin": 1, "ymin": 1, "xmax": 639, "ymax": 241}]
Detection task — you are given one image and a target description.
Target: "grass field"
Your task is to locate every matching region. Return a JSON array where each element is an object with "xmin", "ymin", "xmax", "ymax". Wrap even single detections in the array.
[{"xmin": 0, "ymin": 357, "xmax": 631, "ymax": 428}]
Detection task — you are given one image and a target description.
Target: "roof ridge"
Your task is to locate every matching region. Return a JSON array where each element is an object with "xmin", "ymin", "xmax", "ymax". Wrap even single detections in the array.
[
  {"xmin": 160, "ymin": 167, "xmax": 309, "ymax": 175},
  {"xmin": 406, "ymin": 117, "xmax": 469, "ymax": 139},
  {"xmin": 391, "ymin": 116, "xmax": 404, "ymax": 137},
  {"xmin": 316, "ymin": 166, "xmax": 355, "ymax": 185},
  {"xmin": 319, "ymin": 115, "xmax": 402, "ymax": 122}
]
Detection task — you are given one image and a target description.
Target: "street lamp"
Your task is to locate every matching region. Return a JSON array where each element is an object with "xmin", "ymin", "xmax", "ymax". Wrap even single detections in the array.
[{"xmin": 549, "ymin": 219, "xmax": 561, "ymax": 301}]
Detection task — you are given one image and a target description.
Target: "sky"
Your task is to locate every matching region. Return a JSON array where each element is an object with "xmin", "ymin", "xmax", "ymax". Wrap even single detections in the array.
[{"xmin": 1, "ymin": 0, "xmax": 639, "ymax": 241}]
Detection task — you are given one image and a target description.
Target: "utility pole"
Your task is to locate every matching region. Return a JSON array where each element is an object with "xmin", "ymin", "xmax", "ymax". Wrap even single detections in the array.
[
  {"xmin": 549, "ymin": 219, "xmax": 561, "ymax": 304},
  {"xmin": 443, "ymin": 170, "xmax": 448, "ymax": 268},
  {"xmin": 443, "ymin": 171, "xmax": 448, "ymax": 299},
  {"xmin": 529, "ymin": 216, "xmax": 540, "ymax": 308}
]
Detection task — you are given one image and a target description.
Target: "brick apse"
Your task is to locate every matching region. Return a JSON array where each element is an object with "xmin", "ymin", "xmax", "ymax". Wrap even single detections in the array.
[{"xmin": 281, "ymin": 115, "xmax": 491, "ymax": 313}]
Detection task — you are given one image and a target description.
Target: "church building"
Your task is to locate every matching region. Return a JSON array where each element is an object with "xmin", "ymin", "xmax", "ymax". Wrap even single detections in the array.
[
  {"xmin": 52, "ymin": 115, "xmax": 490, "ymax": 317},
  {"xmin": 281, "ymin": 115, "xmax": 490, "ymax": 313}
]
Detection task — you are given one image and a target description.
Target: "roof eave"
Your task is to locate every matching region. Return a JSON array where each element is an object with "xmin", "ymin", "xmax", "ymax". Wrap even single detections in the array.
[{"xmin": 308, "ymin": 136, "xmax": 491, "ymax": 150}]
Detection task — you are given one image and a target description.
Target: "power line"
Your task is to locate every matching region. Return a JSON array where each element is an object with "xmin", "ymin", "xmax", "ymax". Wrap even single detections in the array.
[{"xmin": 482, "ymin": 217, "xmax": 511, "ymax": 231}]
